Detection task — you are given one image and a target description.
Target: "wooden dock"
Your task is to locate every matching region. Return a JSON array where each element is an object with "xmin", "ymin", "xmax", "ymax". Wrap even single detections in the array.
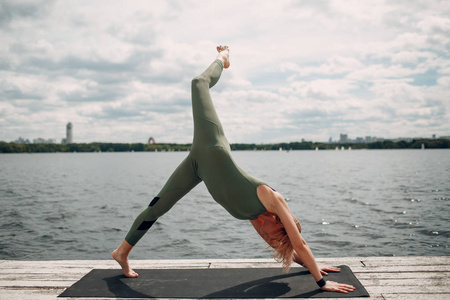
[{"xmin": 0, "ymin": 256, "xmax": 448, "ymax": 299}]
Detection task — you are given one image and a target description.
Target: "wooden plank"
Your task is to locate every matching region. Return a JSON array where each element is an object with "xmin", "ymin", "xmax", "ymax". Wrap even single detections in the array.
[
  {"xmin": 356, "ymin": 272, "xmax": 450, "ymax": 280},
  {"xmin": 0, "ymin": 280, "xmax": 76, "ymax": 287},
  {"xmin": 0, "ymin": 287, "xmax": 66, "ymax": 300},
  {"xmin": 0, "ymin": 257, "xmax": 448, "ymax": 300},
  {"xmin": 0, "ymin": 273, "xmax": 86, "ymax": 286},
  {"xmin": 0, "ymin": 268, "xmax": 92, "ymax": 275},
  {"xmin": 319, "ymin": 256, "xmax": 449, "ymax": 266},
  {"xmin": 11, "ymin": 256, "xmax": 444, "ymax": 271},
  {"xmin": 360, "ymin": 278, "xmax": 448, "ymax": 287},
  {"xmin": 380, "ymin": 295, "xmax": 450, "ymax": 300},
  {"xmin": 0, "ymin": 273, "xmax": 85, "ymax": 281},
  {"xmin": 358, "ymin": 256, "xmax": 449, "ymax": 266},
  {"xmin": 213, "ymin": 264, "xmax": 450, "ymax": 273},
  {"xmin": 0, "ymin": 259, "xmax": 211, "ymax": 270},
  {"xmin": 350, "ymin": 265, "xmax": 450, "ymax": 273},
  {"xmin": 209, "ymin": 256, "xmax": 450, "ymax": 270},
  {"xmin": 367, "ymin": 285, "xmax": 450, "ymax": 293},
  {"xmin": 11, "ymin": 257, "xmax": 436, "ymax": 269}
]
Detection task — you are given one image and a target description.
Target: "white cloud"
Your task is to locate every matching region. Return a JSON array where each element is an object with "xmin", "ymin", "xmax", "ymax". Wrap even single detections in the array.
[
  {"xmin": 284, "ymin": 56, "xmax": 364, "ymax": 76},
  {"xmin": 286, "ymin": 79, "xmax": 358, "ymax": 99},
  {"xmin": 390, "ymin": 51, "xmax": 436, "ymax": 65},
  {"xmin": 437, "ymin": 76, "xmax": 450, "ymax": 87},
  {"xmin": 0, "ymin": 0, "xmax": 449, "ymax": 143}
]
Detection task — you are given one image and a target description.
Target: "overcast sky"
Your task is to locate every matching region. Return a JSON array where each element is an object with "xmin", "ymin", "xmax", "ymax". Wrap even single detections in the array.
[{"xmin": 1, "ymin": 0, "xmax": 449, "ymax": 144}]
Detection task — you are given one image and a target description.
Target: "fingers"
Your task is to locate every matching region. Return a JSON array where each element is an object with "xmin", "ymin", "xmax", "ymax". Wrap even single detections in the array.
[
  {"xmin": 336, "ymin": 283, "xmax": 355, "ymax": 292},
  {"xmin": 338, "ymin": 283, "xmax": 355, "ymax": 293},
  {"xmin": 320, "ymin": 270, "xmax": 329, "ymax": 276},
  {"xmin": 329, "ymin": 267, "xmax": 341, "ymax": 272},
  {"xmin": 341, "ymin": 285, "xmax": 355, "ymax": 293},
  {"xmin": 320, "ymin": 266, "xmax": 341, "ymax": 273},
  {"xmin": 322, "ymin": 281, "xmax": 355, "ymax": 294}
]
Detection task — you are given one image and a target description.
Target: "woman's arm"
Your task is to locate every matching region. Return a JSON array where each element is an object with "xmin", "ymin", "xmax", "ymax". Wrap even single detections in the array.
[
  {"xmin": 257, "ymin": 185, "xmax": 322, "ymax": 280},
  {"xmin": 257, "ymin": 185, "xmax": 355, "ymax": 293}
]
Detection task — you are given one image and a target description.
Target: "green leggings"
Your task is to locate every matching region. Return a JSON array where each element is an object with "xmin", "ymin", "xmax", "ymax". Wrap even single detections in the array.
[{"xmin": 125, "ymin": 60, "xmax": 267, "ymax": 246}]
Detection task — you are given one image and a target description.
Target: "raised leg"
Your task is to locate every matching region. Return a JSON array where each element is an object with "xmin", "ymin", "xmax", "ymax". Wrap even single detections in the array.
[{"xmin": 191, "ymin": 47, "xmax": 230, "ymax": 145}]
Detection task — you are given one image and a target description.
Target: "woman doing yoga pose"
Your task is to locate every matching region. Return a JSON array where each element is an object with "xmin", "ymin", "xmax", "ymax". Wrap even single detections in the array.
[{"xmin": 113, "ymin": 46, "xmax": 355, "ymax": 294}]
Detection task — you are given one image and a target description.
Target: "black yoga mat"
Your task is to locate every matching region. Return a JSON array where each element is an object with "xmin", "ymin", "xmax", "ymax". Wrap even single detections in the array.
[{"xmin": 59, "ymin": 265, "xmax": 369, "ymax": 298}]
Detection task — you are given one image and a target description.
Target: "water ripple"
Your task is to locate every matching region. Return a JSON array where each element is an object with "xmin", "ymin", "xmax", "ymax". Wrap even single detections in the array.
[{"xmin": 1, "ymin": 150, "xmax": 449, "ymax": 260}]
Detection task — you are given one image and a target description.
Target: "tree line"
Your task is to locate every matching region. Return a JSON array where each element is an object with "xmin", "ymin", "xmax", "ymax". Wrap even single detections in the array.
[
  {"xmin": 0, "ymin": 142, "xmax": 191, "ymax": 153},
  {"xmin": 0, "ymin": 139, "xmax": 449, "ymax": 153},
  {"xmin": 231, "ymin": 139, "xmax": 450, "ymax": 150}
]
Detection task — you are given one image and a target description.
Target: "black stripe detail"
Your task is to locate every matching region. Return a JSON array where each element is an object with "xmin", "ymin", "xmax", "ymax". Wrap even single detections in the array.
[
  {"xmin": 137, "ymin": 220, "xmax": 157, "ymax": 230},
  {"xmin": 149, "ymin": 197, "xmax": 160, "ymax": 207}
]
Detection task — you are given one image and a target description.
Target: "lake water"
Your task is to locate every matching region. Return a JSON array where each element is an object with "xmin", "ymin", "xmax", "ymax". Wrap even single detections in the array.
[{"xmin": 1, "ymin": 149, "xmax": 449, "ymax": 261}]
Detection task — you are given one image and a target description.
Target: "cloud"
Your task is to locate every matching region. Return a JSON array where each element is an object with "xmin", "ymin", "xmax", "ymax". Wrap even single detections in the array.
[
  {"xmin": 0, "ymin": 0, "xmax": 55, "ymax": 26},
  {"xmin": 0, "ymin": 0, "xmax": 449, "ymax": 143}
]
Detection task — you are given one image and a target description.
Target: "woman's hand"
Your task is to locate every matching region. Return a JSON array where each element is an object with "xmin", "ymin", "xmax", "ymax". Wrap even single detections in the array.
[
  {"xmin": 321, "ymin": 280, "xmax": 355, "ymax": 293},
  {"xmin": 319, "ymin": 265, "xmax": 341, "ymax": 276}
]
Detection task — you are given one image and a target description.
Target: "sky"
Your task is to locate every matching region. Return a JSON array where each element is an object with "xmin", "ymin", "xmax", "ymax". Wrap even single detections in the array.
[{"xmin": 1, "ymin": 0, "xmax": 449, "ymax": 144}]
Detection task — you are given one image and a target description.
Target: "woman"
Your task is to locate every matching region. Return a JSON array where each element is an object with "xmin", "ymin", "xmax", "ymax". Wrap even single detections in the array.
[{"xmin": 113, "ymin": 46, "xmax": 355, "ymax": 294}]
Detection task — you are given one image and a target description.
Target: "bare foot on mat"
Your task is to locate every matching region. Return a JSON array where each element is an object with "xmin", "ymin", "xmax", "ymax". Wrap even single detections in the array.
[{"xmin": 112, "ymin": 249, "xmax": 139, "ymax": 278}]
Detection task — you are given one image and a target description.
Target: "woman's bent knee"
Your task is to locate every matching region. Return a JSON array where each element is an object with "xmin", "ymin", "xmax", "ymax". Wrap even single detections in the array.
[{"xmin": 191, "ymin": 76, "xmax": 208, "ymax": 90}]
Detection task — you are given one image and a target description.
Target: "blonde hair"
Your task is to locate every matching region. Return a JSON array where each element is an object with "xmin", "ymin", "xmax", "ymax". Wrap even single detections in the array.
[{"xmin": 258, "ymin": 212, "xmax": 302, "ymax": 273}]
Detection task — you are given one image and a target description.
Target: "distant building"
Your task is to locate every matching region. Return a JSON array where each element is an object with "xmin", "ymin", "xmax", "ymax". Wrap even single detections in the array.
[
  {"xmin": 372, "ymin": 137, "xmax": 385, "ymax": 142},
  {"xmin": 339, "ymin": 134, "xmax": 348, "ymax": 143},
  {"xmin": 365, "ymin": 136, "xmax": 385, "ymax": 143},
  {"xmin": 66, "ymin": 122, "xmax": 73, "ymax": 144},
  {"xmin": 33, "ymin": 138, "xmax": 55, "ymax": 144},
  {"xmin": 62, "ymin": 122, "xmax": 73, "ymax": 144},
  {"xmin": 15, "ymin": 137, "xmax": 31, "ymax": 144}
]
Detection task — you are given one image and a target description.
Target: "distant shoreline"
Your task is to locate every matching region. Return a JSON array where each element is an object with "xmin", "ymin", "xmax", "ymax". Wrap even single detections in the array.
[{"xmin": 1, "ymin": 139, "xmax": 449, "ymax": 153}]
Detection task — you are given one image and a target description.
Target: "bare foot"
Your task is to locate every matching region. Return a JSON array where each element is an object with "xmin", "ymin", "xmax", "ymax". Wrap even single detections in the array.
[
  {"xmin": 112, "ymin": 249, "xmax": 139, "ymax": 278},
  {"xmin": 216, "ymin": 45, "xmax": 230, "ymax": 69}
]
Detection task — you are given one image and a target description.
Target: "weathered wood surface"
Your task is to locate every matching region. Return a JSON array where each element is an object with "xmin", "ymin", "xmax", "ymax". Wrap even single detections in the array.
[{"xmin": 0, "ymin": 256, "xmax": 448, "ymax": 299}]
